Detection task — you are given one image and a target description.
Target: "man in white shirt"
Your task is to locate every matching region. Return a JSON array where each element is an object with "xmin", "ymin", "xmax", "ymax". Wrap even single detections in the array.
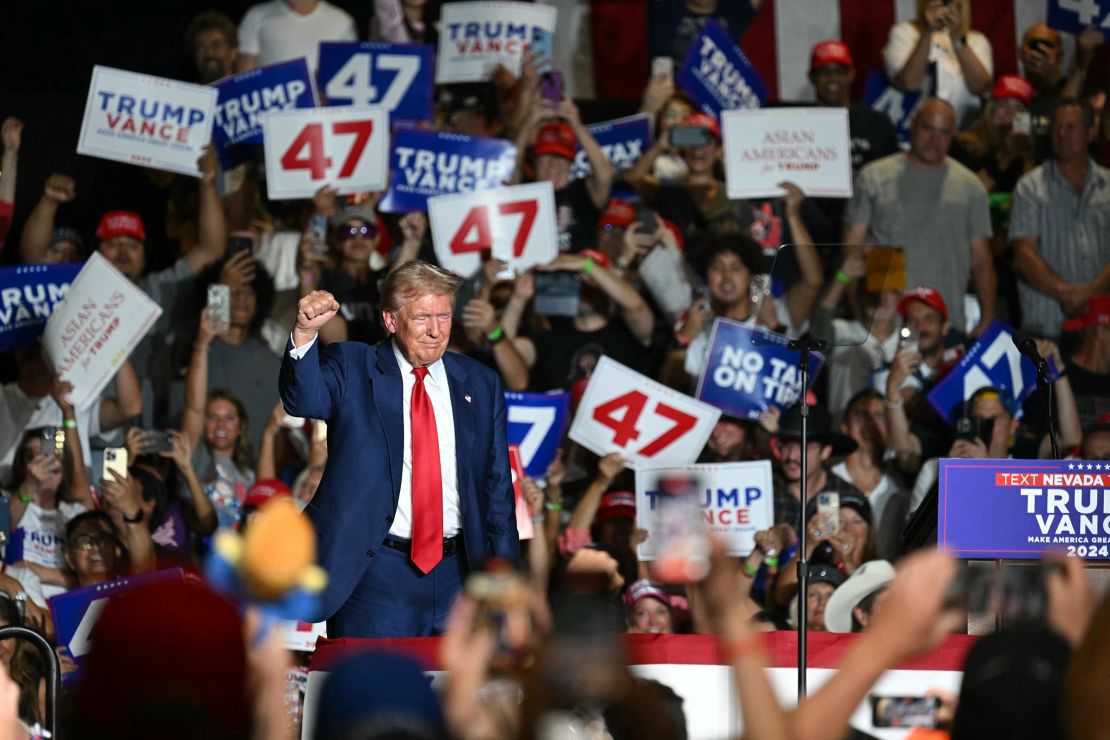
[{"xmin": 237, "ymin": 0, "xmax": 357, "ymax": 75}]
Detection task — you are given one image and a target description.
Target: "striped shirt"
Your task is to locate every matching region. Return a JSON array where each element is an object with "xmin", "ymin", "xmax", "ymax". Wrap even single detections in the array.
[{"xmin": 1010, "ymin": 160, "xmax": 1110, "ymax": 338}]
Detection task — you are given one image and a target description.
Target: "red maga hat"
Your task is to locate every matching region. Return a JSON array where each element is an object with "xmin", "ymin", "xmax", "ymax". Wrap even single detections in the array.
[{"xmin": 897, "ymin": 286, "xmax": 948, "ymax": 320}]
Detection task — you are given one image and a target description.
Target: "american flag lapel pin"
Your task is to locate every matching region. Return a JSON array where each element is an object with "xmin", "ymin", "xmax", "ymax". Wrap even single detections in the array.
[{"xmin": 464, "ymin": 394, "xmax": 472, "ymax": 404}]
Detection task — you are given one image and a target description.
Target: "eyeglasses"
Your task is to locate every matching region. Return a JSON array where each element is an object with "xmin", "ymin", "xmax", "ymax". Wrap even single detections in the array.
[
  {"xmin": 337, "ymin": 223, "xmax": 377, "ymax": 241},
  {"xmin": 72, "ymin": 534, "xmax": 115, "ymax": 552}
]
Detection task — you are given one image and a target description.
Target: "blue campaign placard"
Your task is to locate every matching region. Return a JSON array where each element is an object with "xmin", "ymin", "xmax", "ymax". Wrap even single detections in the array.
[
  {"xmin": 676, "ymin": 20, "xmax": 766, "ymax": 118},
  {"xmin": 864, "ymin": 70, "xmax": 923, "ymax": 146},
  {"xmin": 939, "ymin": 458, "xmax": 1110, "ymax": 560},
  {"xmin": 569, "ymin": 113, "xmax": 653, "ymax": 180},
  {"xmin": 505, "ymin": 391, "xmax": 570, "ymax": 478},
  {"xmin": 317, "ymin": 41, "xmax": 435, "ymax": 122},
  {"xmin": 1046, "ymin": 0, "xmax": 1110, "ymax": 38},
  {"xmin": 51, "ymin": 568, "xmax": 186, "ymax": 681},
  {"xmin": 0, "ymin": 263, "xmax": 81, "ymax": 353},
  {"xmin": 212, "ymin": 59, "xmax": 316, "ymax": 168},
  {"xmin": 379, "ymin": 128, "xmax": 517, "ymax": 213},
  {"xmin": 695, "ymin": 319, "xmax": 823, "ymax": 420},
  {"xmin": 927, "ymin": 320, "xmax": 1059, "ymax": 423}
]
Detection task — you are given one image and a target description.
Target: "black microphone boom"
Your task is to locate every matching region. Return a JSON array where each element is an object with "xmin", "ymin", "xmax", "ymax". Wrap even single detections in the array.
[{"xmin": 1012, "ymin": 329, "xmax": 1043, "ymax": 365}]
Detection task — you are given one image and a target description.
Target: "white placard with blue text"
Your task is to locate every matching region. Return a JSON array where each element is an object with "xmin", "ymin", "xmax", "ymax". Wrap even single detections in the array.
[
  {"xmin": 505, "ymin": 391, "xmax": 570, "ymax": 478},
  {"xmin": 1046, "ymin": 0, "xmax": 1110, "ymax": 38},
  {"xmin": 78, "ymin": 66, "xmax": 217, "ymax": 177},
  {"xmin": 569, "ymin": 356, "xmax": 721, "ymax": 469},
  {"xmin": 570, "ymin": 113, "xmax": 653, "ymax": 180},
  {"xmin": 436, "ymin": 2, "xmax": 558, "ymax": 83},
  {"xmin": 318, "ymin": 41, "xmax": 435, "ymax": 121},
  {"xmin": 675, "ymin": 20, "xmax": 765, "ymax": 118},
  {"xmin": 212, "ymin": 59, "xmax": 316, "ymax": 168},
  {"xmin": 635, "ymin": 461, "xmax": 773, "ymax": 559}
]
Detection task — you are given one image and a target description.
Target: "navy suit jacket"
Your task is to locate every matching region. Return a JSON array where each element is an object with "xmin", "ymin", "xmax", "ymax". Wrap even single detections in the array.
[{"xmin": 279, "ymin": 338, "xmax": 519, "ymax": 621}]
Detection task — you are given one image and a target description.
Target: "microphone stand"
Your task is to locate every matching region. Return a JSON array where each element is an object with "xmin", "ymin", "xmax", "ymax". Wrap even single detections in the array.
[
  {"xmin": 787, "ymin": 337, "xmax": 826, "ymax": 700},
  {"xmin": 1036, "ymin": 357, "xmax": 1059, "ymax": 460}
]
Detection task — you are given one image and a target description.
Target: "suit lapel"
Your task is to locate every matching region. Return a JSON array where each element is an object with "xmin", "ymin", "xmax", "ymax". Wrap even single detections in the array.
[
  {"xmin": 372, "ymin": 341, "xmax": 404, "ymax": 507},
  {"xmin": 444, "ymin": 353, "xmax": 475, "ymax": 479}
]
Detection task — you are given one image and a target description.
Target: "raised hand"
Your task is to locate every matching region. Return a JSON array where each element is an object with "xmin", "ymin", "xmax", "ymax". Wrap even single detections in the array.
[
  {"xmin": 43, "ymin": 174, "xmax": 76, "ymax": 204},
  {"xmin": 295, "ymin": 290, "xmax": 341, "ymax": 341}
]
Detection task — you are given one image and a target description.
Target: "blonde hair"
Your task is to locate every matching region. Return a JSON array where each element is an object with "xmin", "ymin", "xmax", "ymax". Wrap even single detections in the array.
[
  {"xmin": 915, "ymin": 0, "xmax": 971, "ymax": 36},
  {"xmin": 381, "ymin": 260, "xmax": 463, "ymax": 313}
]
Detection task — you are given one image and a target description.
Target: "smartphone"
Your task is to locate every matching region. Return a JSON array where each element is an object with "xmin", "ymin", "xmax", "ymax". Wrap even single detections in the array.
[
  {"xmin": 228, "ymin": 232, "xmax": 256, "ymax": 257},
  {"xmin": 651, "ymin": 56, "xmax": 674, "ymax": 82},
  {"xmin": 816, "ymin": 492, "xmax": 840, "ymax": 536},
  {"xmin": 650, "ymin": 472, "xmax": 709, "ymax": 584},
  {"xmin": 1012, "ymin": 111, "xmax": 1032, "ymax": 135},
  {"xmin": 143, "ymin": 431, "xmax": 174, "ymax": 454},
  {"xmin": 670, "ymin": 125, "xmax": 713, "ymax": 148},
  {"xmin": 540, "ymin": 70, "xmax": 565, "ymax": 103},
  {"xmin": 102, "ymin": 447, "xmax": 129, "ymax": 481},
  {"xmin": 40, "ymin": 427, "xmax": 65, "ymax": 460},
  {"xmin": 898, "ymin": 327, "xmax": 920, "ymax": 355},
  {"xmin": 207, "ymin": 283, "xmax": 231, "ymax": 332},
  {"xmin": 955, "ymin": 415, "xmax": 995, "ymax": 445},
  {"xmin": 307, "ymin": 213, "xmax": 329, "ymax": 258},
  {"xmin": 533, "ymin": 271, "xmax": 581, "ymax": 317},
  {"xmin": 870, "ymin": 696, "xmax": 939, "ymax": 728},
  {"xmin": 634, "ymin": 205, "xmax": 658, "ymax": 235}
]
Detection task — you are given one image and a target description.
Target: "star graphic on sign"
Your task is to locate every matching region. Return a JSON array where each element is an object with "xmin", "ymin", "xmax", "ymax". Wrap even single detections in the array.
[
  {"xmin": 1088, "ymin": 464, "xmax": 1095, "ymax": 470},
  {"xmin": 1069, "ymin": 463, "xmax": 1075, "ymax": 470}
]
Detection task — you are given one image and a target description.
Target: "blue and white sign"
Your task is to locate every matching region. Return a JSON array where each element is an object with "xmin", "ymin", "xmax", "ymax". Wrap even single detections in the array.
[
  {"xmin": 676, "ymin": 20, "xmax": 766, "ymax": 118},
  {"xmin": 636, "ymin": 461, "xmax": 774, "ymax": 558},
  {"xmin": 864, "ymin": 70, "xmax": 923, "ymax": 146},
  {"xmin": 51, "ymin": 568, "xmax": 186, "ymax": 681},
  {"xmin": 505, "ymin": 390, "xmax": 570, "ymax": 478},
  {"xmin": 927, "ymin": 320, "xmax": 1059, "ymax": 423},
  {"xmin": 213, "ymin": 59, "xmax": 316, "ymax": 168},
  {"xmin": 696, "ymin": 319, "xmax": 824, "ymax": 420},
  {"xmin": 1046, "ymin": 0, "xmax": 1110, "ymax": 39},
  {"xmin": 379, "ymin": 128, "xmax": 517, "ymax": 213},
  {"xmin": 317, "ymin": 42, "xmax": 435, "ymax": 122},
  {"xmin": 569, "ymin": 113, "xmax": 653, "ymax": 180},
  {"xmin": 437, "ymin": 2, "xmax": 558, "ymax": 83},
  {"xmin": 0, "ymin": 264, "xmax": 80, "ymax": 353}
]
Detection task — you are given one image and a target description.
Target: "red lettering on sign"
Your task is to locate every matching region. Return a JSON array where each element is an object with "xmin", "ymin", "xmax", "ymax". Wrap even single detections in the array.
[
  {"xmin": 450, "ymin": 206, "xmax": 493, "ymax": 254},
  {"xmin": 332, "ymin": 120, "xmax": 373, "ymax": 178},
  {"xmin": 498, "ymin": 200, "xmax": 537, "ymax": 257},
  {"xmin": 638, "ymin": 402, "xmax": 698, "ymax": 457},
  {"xmin": 593, "ymin": 391, "xmax": 648, "ymax": 447},
  {"xmin": 281, "ymin": 123, "xmax": 332, "ymax": 180}
]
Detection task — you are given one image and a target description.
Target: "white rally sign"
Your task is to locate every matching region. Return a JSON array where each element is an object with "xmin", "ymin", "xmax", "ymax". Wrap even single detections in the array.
[
  {"xmin": 569, "ymin": 356, "xmax": 721, "ymax": 469},
  {"xmin": 78, "ymin": 66, "xmax": 217, "ymax": 177},
  {"xmin": 42, "ymin": 253, "xmax": 162, "ymax": 410},
  {"xmin": 436, "ymin": 2, "xmax": 557, "ymax": 83},
  {"xmin": 428, "ymin": 182, "xmax": 557, "ymax": 278},
  {"xmin": 722, "ymin": 107, "xmax": 852, "ymax": 199},
  {"xmin": 635, "ymin": 461, "xmax": 774, "ymax": 560},
  {"xmin": 263, "ymin": 106, "xmax": 388, "ymax": 199}
]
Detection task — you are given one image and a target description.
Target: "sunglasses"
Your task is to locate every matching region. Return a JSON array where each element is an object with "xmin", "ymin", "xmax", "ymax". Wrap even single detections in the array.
[{"xmin": 337, "ymin": 222, "xmax": 377, "ymax": 241}]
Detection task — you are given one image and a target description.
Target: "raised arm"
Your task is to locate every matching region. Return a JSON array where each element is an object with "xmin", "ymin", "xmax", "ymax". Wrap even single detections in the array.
[
  {"xmin": 568, "ymin": 453, "xmax": 625, "ymax": 532},
  {"xmin": 99, "ymin": 471, "xmax": 156, "ymax": 574},
  {"xmin": 20, "ymin": 175, "xmax": 75, "ymax": 264},
  {"xmin": 780, "ymin": 182, "xmax": 825, "ymax": 331},
  {"xmin": 279, "ymin": 290, "xmax": 345, "ymax": 421},
  {"xmin": 51, "ymin": 378, "xmax": 94, "ymax": 510},
  {"xmin": 181, "ymin": 309, "xmax": 222, "ymax": 452},
  {"xmin": 164, "ymin": 429, "xmax": 217, "ymax": 535},
  {"xmin": 538, "ymin": 253, "xmax": 654, "ymax": 345},
  {"xmin": 0, "ymin": 118, "xmax": 20, "ymax": 210},
  {"xmin": 98, "ymin": 359, "xmax": 142, "ymax": 433},
  {"xmin": 184, "ymin": 148, "xmax": 229, "ymax": 274},
  {"xmin": 559, "ymin": 97, "xmax": 612, "ymax": 210}
]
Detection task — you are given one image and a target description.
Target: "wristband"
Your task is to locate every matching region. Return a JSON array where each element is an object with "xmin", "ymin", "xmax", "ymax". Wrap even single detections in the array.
[
  {"xmin": 883, "ymin": 394, "xmax": 904, "ymax": 409},
  {"xmin": 545, "ymin": 501, "xmax": 563, "ymax": 512},
  {"xmin": 672, "ymin": 331, "xmax": 692, "ymax": 348},
  {"xmin": 721, "ymin": 633, "xmax": 766, "ymax": 662},
  {"xmin": 582, "ymin": 256, "xmax": 595, "ymax": 276},
  {"xmin": 835, "ymin": 270, "xmax": 852, "ymax": 285},
  {"xmin": 764, "ymin": 556, "xmax": 779, "ymax": 568},
  {"xmin": 16, "ymin": 492, "xmax": 31, "ymax": 505},
  {"xmin": 531, "ymin": 514, "xmax": 546, "ymax": 524},
  {"xmin": 123, "ymin": 509, "xmax": 144, "ymax": 524},
  {"xmin": 742, "ymin": 560, "xmax": 759, "ymax": 576},
  {"xmin": 486, "ymin": 326, "xmax": 505, "ymax": 344},
  {"xmin": 62, "ymin": 418, "xmax": 77, "ymax": 429}
]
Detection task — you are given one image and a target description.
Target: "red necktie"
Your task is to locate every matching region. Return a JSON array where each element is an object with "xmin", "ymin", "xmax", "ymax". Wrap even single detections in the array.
[{"xmin": 410, "ymin": 366, "xmax": 443, "ymax": 573}]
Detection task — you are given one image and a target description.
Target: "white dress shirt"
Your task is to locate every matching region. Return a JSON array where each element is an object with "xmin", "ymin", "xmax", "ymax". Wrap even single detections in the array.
[{"xmin": 288, "ymin": 335, "xmax": 460, "ymax": 538}]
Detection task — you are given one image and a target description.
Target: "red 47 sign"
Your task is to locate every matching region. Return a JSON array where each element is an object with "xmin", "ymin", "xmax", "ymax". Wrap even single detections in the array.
[
  {"xmin": 263, "ymin": 106, "xmax": 388, "ymax": 199},
  {"xmin": 428, "ymin": 182, "xmax": 557, "ymax": 278},
  {"xmin": 569, "ymin": 356, "xmax": 721, "ymax": 469}
]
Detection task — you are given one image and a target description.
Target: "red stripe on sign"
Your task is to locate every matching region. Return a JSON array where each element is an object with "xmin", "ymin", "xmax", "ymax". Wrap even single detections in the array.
[
  {"xmin": 974, "ymin": 0, "xmax": 1017, "ymax": 75},
  {"xmin": 839, "ymin": 0, "xmax": 897, "ymax": 102},
  {"xmin": 740, "ymin": 0, "xmax": 779, "ymax": 101},
  {"xmin": 311, "ymin": 632, "xmax": 976, "ymax": 673}
]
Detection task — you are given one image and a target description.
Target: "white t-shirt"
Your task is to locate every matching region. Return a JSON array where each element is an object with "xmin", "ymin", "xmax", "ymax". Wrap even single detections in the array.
[
  {"xmin": 883, "ymin": 21, "xmax": 993, "ymax": 127},
  {"xmin": 683, "ymin": 300, "xmax": 804, "ymax": 381},
  {"xmin": 1, "ymin": 563, "xmax": 48, "ymax": 608},
  {"xmin": 10, "ymin": 499, "xmax": 87, "ymax": 599},
  {"xmin": 0, "ymin": 384, "xmax": 102, "ymax": 477},
  {"xmin": 239, "ymin": 0, "xmax": 357, "ymax": 74}
]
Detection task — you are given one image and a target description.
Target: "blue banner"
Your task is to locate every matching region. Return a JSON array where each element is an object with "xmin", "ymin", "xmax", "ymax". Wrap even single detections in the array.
[
  {"xmin": 506, "ymin": 390, "xmax": 570, "ymax": 479},
  {"xmin": 676, "ymin": 20, "xmax": 765, "ymax": 118},
  {"xmin": 51, "ymin": 568, "xmax": 186, "ymax": 681},
  {"xmin": 212, "ymin": 59, "xmax": 315, "ymax": 168},
  {"xmin": 0, "ymin": 264, "xmax": 81, "ymax": 353},
  {"xmin": 570, "ymin": 113, "xmax": 653, "ymax": 180},
  {"xmin": 927, "ymin": 320, "xmax": 1059, "ymax": 423},
  {"xmin": 939, "ymin": 458, "xmax": 1110, "ymax": 560},
  {"xmin": 379, "ymin": 128, "xmax": 517, "ymax": 213},
  {"xmin": 1046, "ymin": 0, "xmax": 1110, "ymax": 38},
  {"xmin": 318, "ymin": 41, "xmax": 434, "ymax": 122},
  {"xmin": 863, "ymin": 70, "xmax": 923, "ymax": 146},
  {"xmin": 695, "ymin": 319, "xmax": 823, "ymax": 420}
]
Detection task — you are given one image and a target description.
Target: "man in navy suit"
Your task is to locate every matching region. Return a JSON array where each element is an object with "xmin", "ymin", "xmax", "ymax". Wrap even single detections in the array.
[{"xmin": 279, "ymin": 260, "xmax": 519, "ymax": 637}]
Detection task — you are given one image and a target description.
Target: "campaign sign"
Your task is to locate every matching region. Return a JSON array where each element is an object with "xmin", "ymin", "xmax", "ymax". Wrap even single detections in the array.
[
  {"xmin": 0, "ymin": 263, "xmax": 81, "ymax": 353},
  {"xmin": 379, "ymin": 128, "xmax": 517, "ymax": 213},
  {"xmin": 696, "ymin": 319, "xmax": 824, "ymax": 421},
  {"xmin": 436, "ymin": 2, "xmax": 558, "ymax": 83},
  {"xmin": 570, "ymin": 356, "xmax": 721, "ymax": 469},
  {"xmin": 864, "ymin": 70, "xmax": 923, "ymax": 146},
  {"xmin": 428, "ymin": 181, "xmax": 557, "ymax": 277},
  {"xmin": 721, "ymin": 108, "xmax": 852, "ymax": 199},
  {"xmin": 506, "ymin": 390, "xmax": 570, "ymax": 478},
  {"xmin": 51, "ymin": 568, "xmax": 186, "ymax": 681},
  {"xmin": 569, "ymin": 113, "xmax": 653, "ymax": 180},
  {"xmin": 42, "ymin": 253, "xmax": 162, "ymax": 411},
  {"xmin": 282, "ymin": 620, "xmax": 327, "ymax": 652},
  {"xmin": 636, "ymin": 461, "xmax": 773, "ymax": 559},
  {"xmin": 212, "ymin": 59, "xmax": 316, "ymax": 169},
  {"xmin": 1046, "ymin": 0, "xmax": 1110, "ymax": 39},
  {"xmin": 262, "ymin": 106, "xmax": 389, "ymax": 199},
  {"xmin": 939, "ymin": 458, "xmax": 1110, "ymax": 560},
  {"xmin": 509, "ymin": 445, "xmax": 535, "ymax": 540},
  {"xmin": 676, "ymin": 20, "xmax": 766, "ymax": 118},
  {"xmin": 927, "ymin": 320, "xmax": 1059, "ymax": 423},
  {"xmin": 318, "ymin": 41, "xmax": 435, "ymax": 121},
  {"xmin": 78, "ymin": 66, "xmax": 217, "ymax": 177}
]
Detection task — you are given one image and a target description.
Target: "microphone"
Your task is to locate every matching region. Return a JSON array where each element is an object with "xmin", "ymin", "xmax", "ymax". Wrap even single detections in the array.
[{"xmin": 1012, "ymin": 329, "xmax": 1043, "ymax": 366}]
